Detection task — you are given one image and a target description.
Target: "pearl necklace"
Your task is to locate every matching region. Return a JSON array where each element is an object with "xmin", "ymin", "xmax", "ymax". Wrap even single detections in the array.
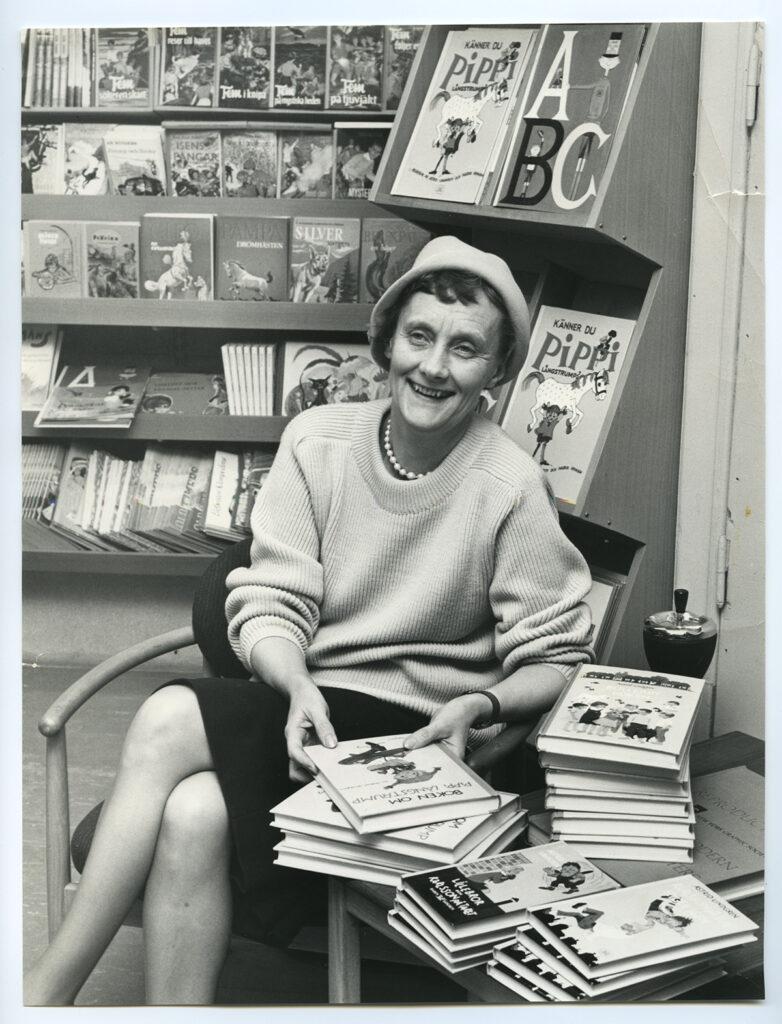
[{"xmin": 383, "ymin": 418, "xmax": 426, "ymax": 480}]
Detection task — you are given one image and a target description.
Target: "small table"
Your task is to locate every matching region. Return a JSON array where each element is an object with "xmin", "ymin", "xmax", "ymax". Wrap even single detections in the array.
[{"xmin": 326, "ymin": 730, "xmax": 765, "ymax": 1003}]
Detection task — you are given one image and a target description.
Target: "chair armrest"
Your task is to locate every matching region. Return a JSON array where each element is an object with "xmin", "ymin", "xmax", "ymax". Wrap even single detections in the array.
[
  {"xmin": 468, "ymin": 721, "xmax": 536, "ymax": 773},
  {"xmin": 38, "ymin": 626, "xmax": 196, "ymax": 738}
]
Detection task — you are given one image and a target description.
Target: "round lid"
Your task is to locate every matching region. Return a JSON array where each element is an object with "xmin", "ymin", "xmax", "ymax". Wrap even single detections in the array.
[{"xmin": 644, "ymin": 588, "xmax": 717, "ymax": 639}]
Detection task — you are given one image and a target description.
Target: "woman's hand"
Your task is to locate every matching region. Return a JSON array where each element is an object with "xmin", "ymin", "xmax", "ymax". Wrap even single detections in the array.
[
  {"xmin": 284, "ymin": 680, "xmax": 338, "ymax": 783},
  {"xmin": 403, "ymin": 694, "xmax": 489, "ymax": 763}
]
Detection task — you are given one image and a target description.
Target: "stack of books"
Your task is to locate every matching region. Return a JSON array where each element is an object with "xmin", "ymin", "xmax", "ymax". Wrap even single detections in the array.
[
  {"xmin": 535, "ymin": 665, "xmax": 705, "ymax": 862},
  {"xmin": 487, "ymin": 874, "xmax": 757, "ymax": 1001},
  {"xmin": 387, "ymin": 842, "xmax": 619, "ymax": 973},
  {"xmin": 220, "ymin": 343, "xmax": 277, "ymax": 415}
]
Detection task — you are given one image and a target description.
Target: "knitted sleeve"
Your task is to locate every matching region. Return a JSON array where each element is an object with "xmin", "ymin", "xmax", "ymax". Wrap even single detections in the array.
[
  {"xmin": 225, "ymin": 426, "xmax": 324, "ymax": 671},
  {"xmin": 489, "ymin": 474, "xmax": 594, "ymax": 680}
]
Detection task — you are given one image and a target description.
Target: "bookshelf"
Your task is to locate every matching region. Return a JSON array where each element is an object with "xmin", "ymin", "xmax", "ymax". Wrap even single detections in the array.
[
  {"xmin": 21, "ymin": 411, "xmax": 288, "ymax": 445},
  {"xmin": 370, "ymin": 22, "xmax": 702, "ymax": 669}
]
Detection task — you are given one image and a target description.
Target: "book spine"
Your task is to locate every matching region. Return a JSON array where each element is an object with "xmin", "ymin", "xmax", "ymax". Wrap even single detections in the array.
[
  {"xmin": 41, "ymin": 29, "xmax": 52, "ymax": 108},
  {"xmin": 32, "ymin": 30, "xmax": 45, "ymax": 107},
  {"xmin": 23, "ymin": 29, "xmax": 36, "ymax": 108}
]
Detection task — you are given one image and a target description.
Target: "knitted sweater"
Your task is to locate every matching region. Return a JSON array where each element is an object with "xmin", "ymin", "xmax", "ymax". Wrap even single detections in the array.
[{"xmin": 225, "ymin": 398, "xmax": 594, "ymax": 739}]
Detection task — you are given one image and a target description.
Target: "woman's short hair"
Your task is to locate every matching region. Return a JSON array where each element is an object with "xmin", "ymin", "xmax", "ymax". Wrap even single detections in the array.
[{"xmin": 376, "ymin": 268, "xmax": 515, "ymax": 369}]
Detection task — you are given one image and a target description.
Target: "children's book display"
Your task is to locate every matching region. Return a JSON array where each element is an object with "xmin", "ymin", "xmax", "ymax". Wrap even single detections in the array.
[
  {"xmin": 200, "ymin": 449, "xmax": 273, "ymax": 542},
  {"xmin": 333, "ymin": 123, "xmax": 390, "ymax": 199},
  {"xmin": 141, "ymin": 373, "xmax": 228, "ymax": 417},
  {"xmin": 280, "ymin": 341, "xmax": 389, "ymax": 417},
  {"xmin": 221, "ymin": 131, "xmax": 278, "ymax": 198},
  {"xmin": 159, "ymin": 27, "xmax": 218, "ymax": 108},
  {"xmin": 278, "ymin": 131, "xmax": 334, "ymax": 199},
  {"xmin": 102, "ymin": 125, "xmax": 167, "ymax": 195},
  {"xmin": 326, "ymin": 26, "xmax": 384, "ymax": 111},
  {"xmin": 165, "ymin": 130, "xmax": 222, "ymax": 197},
  {"xmin": 139, "ymin": 213, "xmax": 214, "ymax": 301},
  {"xmin": 217, "ymin": 27, "xmax": 272, "ymax": 110},
  {"xmin": 383, "ymin": 26, "xmax": 424, "ymax": 111},
  {"xmin": 289, "ymin": 217, "xmax": 360, "ymax": 303},
  {"xmin": 215, "ymin": 216, "xmax": 288, "ymax": 301},
  {"xmin": 34, "ymin": 365, "xmax": 150, "ymax": 430},
  {"xmin": 21, "ymin": 325, "xmax": 63, "ymax": 411},
  {"xmin": 85, "ymin": 221, "xmax": 139, "ymax": 298},
  {"xmin": 358, "ymin": 217, "xmax": 431, "ymax": 303},
  {"xmin": 62, "ymin": 123, "xmax": 112, "ymax": 196},
  {"xmin": 273, "ymin": 26, "xmax": 327, "ymax": 110}
]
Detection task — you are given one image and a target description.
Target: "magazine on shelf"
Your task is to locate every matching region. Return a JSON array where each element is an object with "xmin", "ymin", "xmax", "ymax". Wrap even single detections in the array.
[
  {"xmin": 221, "ymin": 131, "xmax": 278, "ymax": 198},
  {"xmin": 215, "ymin": 216, "xmax": 288, "ymax": 301},
  {"xmin": 383, "ymin": 26, "xmax": 424, "ymax": 111},
  {"xmin": 35, "ymin": 365, "xmax": 150, "ymax": 429},
  {"xmin": 280, "ymin": 340, "xmax": 389, "ymax": 416},
  {"xmin": 95, "ymin": 28, "xmax": 151, "ymax": 109},
  {"xmin": 305, "ymin": 735, "xmax": 501, "ymax": 834},
  {"xmin": 499, "ymin": 305, "xmax": 637, "ymax": 506},
  {"xmin": 273, "ymin": 26, "xmax": 327, "ymax": 110},
  {"xmin": 21, "ymin": 124, "xmax": 62, "ymax": 194},
  {"xmin": 21, "ymin": 325, "xmax": 63, "ymax": 411},
  {"xmin": 527, "ymin": 875, "xmax": 757, "ymax": 980},
  {"xmin": 103, "ymin": 125, "xmax": 166, "ymax": 196},
  {"xmin": 84, "ymin": 221, "xmax": 139, "ymax": 299},
  {"xmin": 140, "ymin": 374, "xmax": 228, "ymax": 416},
  {"xmin": 278, "ymin": 131, "xmax": 333, "ymax": 199},
  {"xmin": 327, "ymin": 26, "xmax": 384, "ymax": 110},
  {"xmin": 358, "ymin": 217, "xmax": 431, "ymax": 303},
  {"xmin": 140, "ymin": 213, "xmax": 214, "ymax": 301},
  {"xmin": 289, "ymin": 217, "xmax": 360, "ymax": 303},
  {"xmin": 217, "ymin": 26, "xmax": 272, "ymax": 109},
  {"xmin": 391, "ymin": 27, "xmax": 537, "ymax": 204},
  {"xmin": 159, "ymin": 27, "xmax": 218, "ymax": 108},
  {"xmin": 21, "ymin": 443, "xmax": 64, "ymax": 522},
  {"xmin": 333, "ymin": 123, "xmax": 390, "ymax": 199},
  {"xmin": 166, "ymin": 131, "xmax": 222, "ymax": 197},
  {"xmin": 493, "ymin": 24, "xmax": 647, "ymax": 214},
  {"xmin": 61, "ymin": 123, "xmax": 111, "ymax": 196},
  {"xmin": 23, "ymin": 220, "xmax": 85, "ymax": 299}
]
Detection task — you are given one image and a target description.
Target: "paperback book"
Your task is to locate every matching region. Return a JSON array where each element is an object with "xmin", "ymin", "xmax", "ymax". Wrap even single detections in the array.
[
  {"xmin": 289, "ymin": 217, "xmax": 360, "ymax": 303},
  {"xmin": 221, "ymin": 131, "xmax": 278, "ymax": 198},
  {"xmin": 327, "ymin": 26, "xmax": 384, "ymax": 110},
  {"xmin": 278, "ymin": 132, "xmax": 333, "ymax": 199},
  {"xmin": 217, "ymin": 27, "xmax": 272, "ymax": 109},
  {"xmin": 103, "ymin": 125, "xmax": 167, "ymax": 196},
  {"xmin": 24, "ymin": 220, "xmax": 85, "ymax": 299},
  {"xmin": 305, "ymin": 735, "xmax": 501, "ymax": 834},
  {"xmin": 96, "ymin": 28, "xmax": 151, "ymax": 109},
  {"xmin": 333, "ymin": 123, "xmax": 390, "ymax": 199},
  {"xmin": 201, "ymin": 449, "xmax": 272, "ymax": 541},
  {"xmin": 21, "ymin": 325, "xmax": 63, "ymax": 411},
  {"xmin": 359, "ymin": 217, "xmax": 431, "ymax": 303},
  {"xmin": 62, "ymin": 124, "xmax": 111, "ymax": 196},
  {"xmin": 383, "ymin": 26, "xmax": 424, "ymax": 111},
  {"xmin": 84, "ymin": 221, "xmax": 139, "ymax": 299},
  {"xmin": 281, "ymin": 341, "xmax": 389, "ymax": 416},
  {"xmin": 391, "ymin": 27, "xmax": 537, "ymax": 204},
  {"xmin": 35, "ymin": 365, "xmax": 150, "ymax": 429},
  {"xmin": 140, "ymin": 213, "xmax": 214, "ymax": 301},
  {"xmin": 166, "ymin": 131, "xmax": 222, "ymax": 197},
  {"xmin": 140, "ymin": 374, "xmax": 228, "ymax": 416},
  {"xmin": 159, "ymin": 27, "xmax": 218, "ymax": 108},
  {"xmin": 273, "ymin": 26, "xmax": 327, "ymax": 110},
  {"xmin": 215, "ymin": 216, "xmax": 288, "ymax": 301},
  {"xmin": 499, "ymin": 305, "xmax": 637, "ymax": 506},
  {"xmin": 21, "ymin": 125, "xmax": 62, "ymax": 195}
]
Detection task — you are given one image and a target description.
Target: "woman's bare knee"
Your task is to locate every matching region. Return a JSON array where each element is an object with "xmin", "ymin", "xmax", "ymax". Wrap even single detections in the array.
[
  {"xmin": 120, "ymin": 685, "xmax": 210, "ymax": 775},
  {"xmin": 157, "ymin": 772, "xmax": 229, "ymax": 869}
]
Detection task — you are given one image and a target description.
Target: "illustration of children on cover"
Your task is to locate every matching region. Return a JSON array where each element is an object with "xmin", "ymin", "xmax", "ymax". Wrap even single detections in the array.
[
  {"xmin": 620, "ymin": 895, "xmax": 692, "ymax": 936},
  {"xmin": 540, "ymin": 862, "xmax": 595, "ymax": 894}
]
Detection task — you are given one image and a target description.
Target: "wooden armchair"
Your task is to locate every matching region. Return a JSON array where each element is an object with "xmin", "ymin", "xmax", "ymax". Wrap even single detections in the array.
[{"xmin": 37, "ymin": 537, "xmax": 537, "ymax": 952}]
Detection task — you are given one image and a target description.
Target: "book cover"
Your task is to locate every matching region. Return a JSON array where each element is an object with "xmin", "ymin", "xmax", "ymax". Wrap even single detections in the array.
[
  {"xmin": 494, "ymin": 24, "xmax": 646, "ymax": 215},
  {"xmin": 201, "ymin": 450, "xmax": 247, "ymax": 541},
  {"xmin": 281, "ymin": 340, "xmax": 388, "ymax": 416},
  {"xmin": 21, "ymin": 325, "xmax": 62, "ymax": 411},
  {"xmin": 359, "ymin": 217, "xmax": 431, "ymax": 303},
  {"xmin": 140, "ymin": 213, "xmax": 214, "ymax": 300},
  {"xmin": 84, "ymin": 221, "xmax": 139, "ymax": 299},
  {"xmin": 529, "ymin": 874, "xmax": 757, "ymax": 979},
  {"xmin": 499, "ymin": 305, "xmax": 637, "ymax": 506},
  {"xmin": 391, "ymin": 28, "xmax": 537, "ymax": 204},
  {"xmin": 166, "ymin": 131, "xmax": 222, "ymax": 197},
  {"xmin": 273, "ymin": 26, "xmax": 327, "ymax": 110},
  {"xmin": 222, "ymin": 131, "xmax": 278, "ymax": 198},
  {"xmin": 383, "ymin": 26, "xmax": 424, "ymax": 111},
  {"xmin": 327, "ymin": 26, "xmax": 384, "ymax": 111},
  {"xmin": 140, "ymin": 373, "xmax": 228, "ymax": 416},
  {"xmin": 49, "ymin": 443, "xmax": 93, "ymax": 538},
  {"xmin": 217, "ymin": 26, "xmax": 272, "ymax": 109},
  {"xmin": 289, "ymin": 217, "xmax": 360, "ymax": 304},
  {"xmin": 35, "ymin": 365, "xmax": 150, "ymax": 429},
  {"xmin": 21, "ymin": 125, "xmax": 61, "ymax": 195},
  {"xmin": 24, "ymin": 221, "xmax": 85, "ymax": 299},
  {"xmin": 278, "ymin": 131, "xmax": 333, "ymax": 199},
  {"xmin": 96, "ymin": 28, "xmax": 151, "ymax": 109},
  {"xmin": 333, "ymin": 123, "xmax": 390, "ymax": 199},
  {"xmin": 216, "ymin": 216, "xmax": 288, "ymax": 301},
  {"xmin": 103, "ymin": 125, "xmax": 166, "ymax": 196},
  {"xmin": 159, "ymin": 27, "xmax": 218, "ymax": 107},
  {"xmin": 62, "ymin": 124, "xmax": 111, "ymax": 196}
]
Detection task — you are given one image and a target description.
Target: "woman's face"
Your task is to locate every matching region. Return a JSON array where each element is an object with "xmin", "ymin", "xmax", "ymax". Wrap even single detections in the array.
[{"xmin": 386, "ymin": 290, "xmax": 504, "ymax": 438}]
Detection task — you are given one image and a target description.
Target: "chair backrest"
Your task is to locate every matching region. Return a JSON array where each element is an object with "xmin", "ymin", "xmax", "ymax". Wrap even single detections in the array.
[{"xmin": 191, "ymin": 536, "xmax": 253, "ymax": 679}]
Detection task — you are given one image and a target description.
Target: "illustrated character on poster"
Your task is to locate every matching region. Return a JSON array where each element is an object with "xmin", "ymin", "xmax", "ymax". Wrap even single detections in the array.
[
  {"xmin": 539, "ymin": 861, "xmax": 594, "ymax": 894},
  {"xmin": 144, "ymin": 229, "xmax": 193, "ymax": 299},
  {"xmin": 530, "ymin": 402, "xmax": 567, "ymax": 465},
  {"xmin": 521, "ymin": 367, "xmax": 611, "ymax": 437},
  {"xmin": 428, "ymin": 65, "xmax": 514, "ymax": 174},
  {"xmin": 620, "ymin": 895, "xmax": 692, "ymax": 936},
  {"xmin": 556, "ymin": 903, "xmax": 605, "ymax": 930}
]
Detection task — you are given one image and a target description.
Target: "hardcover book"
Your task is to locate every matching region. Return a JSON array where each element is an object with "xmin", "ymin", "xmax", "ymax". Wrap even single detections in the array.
[
  {"xmin": 383, "ymin": 26, "xmax": 424, "ymax": 111},
  {"xmin": 391, "ymin": 27, "xmax": 537, "ymax": 204},
  {"xmin": 359, "ymin": 217, "xmax": 431, "ymax": 303},
  {"xmin": 527, "ymin": 875, "xmax": 757, "ymax": 980},
  {"xmin": 84, "ymin": 221, "xmax": 139, "ymax": 299},
  {"xmin": 96, "ymin": 28, "xmax": 151, "ymax": 109},
  {"xmin": 103, "ymin": 125, "xmax": 166, "ymax": 196},
  {"xmin": 327, "ymin": 26, "xmax": 384, "ymax": 110},
  {"xmin": 289, "ymin": 217, "xmax": 360, "ymax": 304},
  {"xmin": 333, "ymin": 123, "xmax": 390, "ymax": 199},
  {"xmin": 159, "ymin": 27, "xmax": 218, "ymax": 108},
  {"xmin": 273, "ymin": 26, "xmax": 327, "ymax": 109},
  {"xmin": 388, "ymin": 911, "xmax": 494, "ymax": 973},
  {"xmin": 166, "ymin": 131, "xmax": 222, "ymax": 197},
  {"xmin": 305, "ymin": 734, "xmax": 501, "ymax": 834},
  {"xmin": 222, "ymin": 131, "xmax": 278, "ymax": 198},
  {"xmin": 499, "ymin": 305, "xmax": 637, "ymax": 506},
  {"xmin": 278, "ymin": 131, "xmax": 333, "ymax": 199},
  {"xmin": 140, "ymin": 373, "xmax": 228, "ymax": 416},
  {"xmin": 35, "ymin": 365, "xmax": 150, "ymax": 429},
  {"xmin": 215, "ymin": 216, "xmax": 288, "ymax": 301},
  {"xmin": 22, "ymin": 125, "xmax": 62, "ymax": 195},
  {"xmin": 217, "ymin": 26, "xmax": 272, "ymax": 109},
  {"xmin": 281, "ymin": 340, "xmax": 389, "ymax": 416},
  {"xmin": 140, "ymin": 213, "xmax": 214, "ymax": 301},
  {"xmin": 493, "ymin": 24, "xmax": 646, "ymax": 215},
  {"xmin": 24, "ymin": 220, "xmax": 85, "ymax": 299},
  {"xmin": 21, "ymin": 325, "xmax": 62, "ymax": 411},
  {"xmin": 62, "ymin": 124, "xmax": 111, "ymax": 196}
]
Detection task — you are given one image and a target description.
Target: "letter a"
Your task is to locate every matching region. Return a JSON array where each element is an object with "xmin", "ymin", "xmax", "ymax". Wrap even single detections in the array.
[
  {"xmin": 68, "ymin": 366, "xmax": 96, "ymax": 387},
  {"xmin": 525, "ymin": 30, "xmax": 578, "ymax": 122}
]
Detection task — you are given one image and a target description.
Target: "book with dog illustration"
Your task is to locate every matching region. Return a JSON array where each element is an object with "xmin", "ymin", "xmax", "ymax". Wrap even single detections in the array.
[
  {"xmin": 96, "ymin": 28, "xmax": 151, "ymax": 110},
  {"xmin": 327, "ymin": 26, "xmax": 384, "ymax": 111},
  {"xmin": 221, "ymin": 131, "xmax": 278, "ymax": 198},
  {"xmin": 306, "ymin": 734, "xmax": 501, "ymax": 833},
  {"xmin": 140, "ymin": 213, "xmax": 214, "ymax": 301},
  {"xmin": 84, "ymin": 221, "xmax": 139, "ymax": 299},
  {"xmin": 333, "ymin": 123, "xmax": 390, "ymax": 199},
  {"xmin": 217, "ymin": 26, "xmax": 272, "ymax": 109},
  {"xmin": 359, "ymin": 217, "xmax": 431, "ymax": 303},
  {"xmin": 273, "ymin": 26, "xmax": 327, "ymax": 110},
  {"xmin": 215, "ymin": 216, "xmax": 288, "ymax": 301},
  {"xmin": 159, "ymin": 27, "xmax": 218, "ymax": 108},
  {"xmin": 383, "ymin": 26, "xmax": 424, "ymax": 111},
  {"xmin": 499, "ymin": 305, "xmax": 637, "ymax": 506},
  {"xmin": 391, "ymin": 27, "xmax": 537, "ymax": 204},
  {"xmin": 278, "ymin": 131, "xmax": 333, "ymax": 199},
  {"xmin": 289, "ymin": 217, "xmax": 360, "ymax": 304},
  {"xmin": 103, "ymin": 125, "xmax": 166, "ymax": 196},
  {"xmin": 166, "ymin": 131, "xmax": 222, "ymax": 197},
  {"xmin": 280, "ymin": 341, "xmax": 389, "ymax": 416}
]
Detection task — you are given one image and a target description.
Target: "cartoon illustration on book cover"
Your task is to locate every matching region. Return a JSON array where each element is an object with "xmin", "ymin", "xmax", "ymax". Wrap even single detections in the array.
[
  {"xmin": 96, "ymin": 28, "xmax": 150, "ymax": 108},
  {"xmin": 86, "ymin": 224, "xmax": 138, "ymax": 298},
  {"xmin": 282, "ymin": 343, "xmax": 389, "ymax": 416},
  {"xmin": 28, "ymin": 224, "xmax": 78, "ymax": 294},
  {"xmin": 218, "ymin": 27, "xmax": 271, "ymax": 108},
  {"xmin": 160, "ymin": 27, "xmax": 217, "ymax": 107},
  {"xmin": 273, "ymin": 26, "xmax": 327, "ymax": 109},
  {"xmin": 328, "ymin": 26, "xmax": 383, "ymax": 110},
  {"xmin": 279, "ymin": 133, "xmax": 333, "ymax": 198},
  {"xmin": 167, "ymin": 132, "xmax": 222, "ymax": 197}
]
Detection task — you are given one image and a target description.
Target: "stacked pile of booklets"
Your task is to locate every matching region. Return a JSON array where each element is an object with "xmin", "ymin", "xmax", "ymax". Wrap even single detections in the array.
[
  {"xmin": 272, "ymin": 734, "xmax": 527, "ymax": 887},
  {"xmin": 220, "ymin": 344, "xmax": 276, "ymax": 415},
  {"xmin": 487, "ymin": 874, "xmax": 757, "ymax": 1002},
  {"xmin": 535, "ymin": 665, "xmax": 705, "ymax": 862}
]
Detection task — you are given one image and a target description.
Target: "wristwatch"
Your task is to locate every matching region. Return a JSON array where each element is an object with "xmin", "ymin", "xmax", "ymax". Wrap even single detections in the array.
[{"xmin": 472, "ymin": 690, "xmax": 501, "ymax": 729}]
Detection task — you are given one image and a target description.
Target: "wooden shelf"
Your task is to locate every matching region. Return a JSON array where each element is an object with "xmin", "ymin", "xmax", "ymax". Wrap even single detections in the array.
[
  {"xmin": 22, "ymin": 549, "xmax": 213, "ymax": 576},
  {"xmin": 22, "ymin": 411, "xmax": 288, "ymax": 443}
]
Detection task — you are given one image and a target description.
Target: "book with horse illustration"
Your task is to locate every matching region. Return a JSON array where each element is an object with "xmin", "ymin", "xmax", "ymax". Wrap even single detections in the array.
[
  {"xmin": 140, "ymin": 213, "xmax": 214, "ymax": 301},
  {"xmin": 215, "ymin": 216, "xmax": 288, "ymax": 301}
]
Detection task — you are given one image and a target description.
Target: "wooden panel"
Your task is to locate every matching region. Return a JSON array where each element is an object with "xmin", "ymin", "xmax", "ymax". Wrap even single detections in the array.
[{"xmin": 22, "ymin": 411, "xmax": 288, "ymax": 444}]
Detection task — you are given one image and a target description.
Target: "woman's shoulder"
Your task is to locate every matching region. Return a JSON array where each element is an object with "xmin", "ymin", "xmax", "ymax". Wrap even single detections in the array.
[
  {"xmin": 283, "ymin": 400, "xmax": 381, "ymax": 449},
  {"xmin": 472, "ymin": 416, "xmax": 548, "ymax": 494}
]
